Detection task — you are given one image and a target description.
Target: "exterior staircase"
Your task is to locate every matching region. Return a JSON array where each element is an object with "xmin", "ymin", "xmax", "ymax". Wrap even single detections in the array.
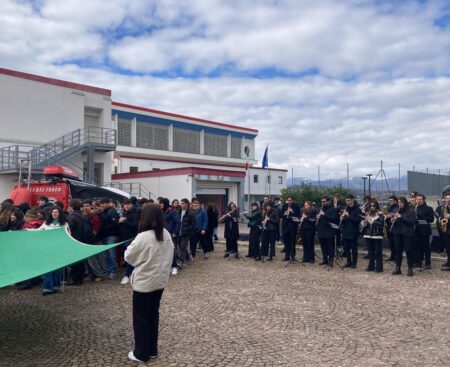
[
  {"xmin": 103, "ymin": 181, "xmax": 154, "ymax": 199},
  {"xmin": 0, "ymin": 127, "xmax": 116, "ymax": 183}
]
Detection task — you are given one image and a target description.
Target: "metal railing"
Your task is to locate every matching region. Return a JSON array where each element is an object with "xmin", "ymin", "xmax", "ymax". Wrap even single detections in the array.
[
  {"xmin": 104, "ymin": 181, "xmax": 154, "ymax": 199},
  {"xmin": 0, "ymin": 127, "xmax": 116, "ymax": 172}
]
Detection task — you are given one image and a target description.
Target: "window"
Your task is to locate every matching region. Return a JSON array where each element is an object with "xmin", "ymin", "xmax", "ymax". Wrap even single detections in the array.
[
  {"xmin": 230, "ymin": 137, "xmax": 242, "ymax": 158},
  {"xmin": 267, "ymin": 175, "xmax": 271, "ymax": 184},
  {"xmin": 204, "ymin": 132, "xmax": 227, "ymax": 157},
  {"xmin": 278, "ymin": 176, "xmax": 283, "ymax": 184},
  {"xmin": 173, "ymin": 127, "xmax": 200, "ymax": 154},
  {"xmin": 129, "ymin": 166, "xmax": 138, "ymax": 173},
  {"xmin": 118, "ymin": 118, "xmax": 132, "ymax": 146},
  {"xmin": 136, "ymin": 121, "xmax": 168, "ymax": 150},
  {"xmin": 253, "ymin": 175, "xmax": 259, "ymax": 183}
]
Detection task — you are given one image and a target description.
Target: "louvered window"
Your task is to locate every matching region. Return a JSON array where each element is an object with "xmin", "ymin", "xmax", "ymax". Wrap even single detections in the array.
[
  {"xmin": 118, "ymin": 118, "xmax": 132, "ymax": 146},
  {"xmin": 204, "ymin": 133, "xmax": 227, "ymax": 157},
  {"xmin": 173, "ymin": 127, "xmax": 200, "ymax": 154},
  {"xmin": 136, "ymin": 121, "xmax": 168, "ymax": 150},
  {"xmin": 231, "ymin": 137, "xmax": 242, "ymax": 158}
]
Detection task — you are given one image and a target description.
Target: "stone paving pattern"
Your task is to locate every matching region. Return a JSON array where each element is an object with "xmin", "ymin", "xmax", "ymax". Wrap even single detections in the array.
[{"xmin": 1, "ymin": 244, "xmax": 450, "ymax": 367}]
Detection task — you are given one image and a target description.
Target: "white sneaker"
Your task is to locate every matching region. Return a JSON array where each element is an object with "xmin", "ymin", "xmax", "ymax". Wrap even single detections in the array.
[
  {"xmin": 120, "ymin": 276, "xmax": 129, "ymax": 285},
  {"xmin": 128, "ymin": 351, "xmax": 144, "ymax": 362},
  {"xmin": 171, "ymin": 267, "xmax": 178, "ymax": 275}
]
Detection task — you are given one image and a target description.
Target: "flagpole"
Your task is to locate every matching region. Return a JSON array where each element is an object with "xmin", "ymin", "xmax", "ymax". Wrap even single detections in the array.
[{"xmin": 247, "ymin": 156, "xmax": 250, "ymax": 211}]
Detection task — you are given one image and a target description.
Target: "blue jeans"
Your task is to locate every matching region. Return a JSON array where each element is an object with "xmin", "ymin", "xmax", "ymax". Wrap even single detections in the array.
[
  {"xmin": 43, "ymin": 269, "xmax": 62, "ymax": 292},
  {"xmin": 102, "ymin": 236, "xmax": 118, "ymax": 275}
]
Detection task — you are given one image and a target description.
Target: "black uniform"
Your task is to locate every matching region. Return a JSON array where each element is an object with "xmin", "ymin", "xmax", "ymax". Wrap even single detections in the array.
[
  {"xmin": 392, "ymin": 206, "xmax": 417, "ymax": 273},
  {"xmin": 385, "ymin": 203, "xmax": 399, "ymax": 260},
  {"xmin": 281, "ymin": 203, "xmax": 301, "ymax": 260},
  {"xmin": 244, "ymin": 209, "xmax": 262, "ymax": 258},
  {"xmin": 362, "ymin": 212, "xmax": 385, "ymax": 272},
  {"xmin": 436, "ymin": 204, "xmax": 450, "ymax": 270},
  {"xmin": 316, "ymin": 204, "xmax": 339, "ymax": 265},
  {"xmin": 261, "ymin": 208, "xmax": 279, "ymax": 260},
  {"xmin": 341, "ymin": 203, "xmax": 362, "ymax": 268},
  {"xmin": 299, "ymin": 208, "xmax": 318, "ymax": 263},
  {"xmin": 415, "ymin": 203, "xmax": 434, "ymax": 268}
]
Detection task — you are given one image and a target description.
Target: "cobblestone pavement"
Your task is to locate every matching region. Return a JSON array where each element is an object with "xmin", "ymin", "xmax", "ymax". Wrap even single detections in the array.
[{"xmin": 1, "ymin": 244, "xmax": 450, "ymax": 367}]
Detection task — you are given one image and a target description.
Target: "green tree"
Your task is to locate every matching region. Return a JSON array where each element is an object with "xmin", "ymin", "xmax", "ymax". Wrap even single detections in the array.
[{"xmin": 281, "ymin": 183, "xmax": 353, "ymax": 208}]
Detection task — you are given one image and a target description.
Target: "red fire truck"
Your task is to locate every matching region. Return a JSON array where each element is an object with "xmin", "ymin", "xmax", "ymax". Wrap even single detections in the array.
[{"xmin": 8, "ymin": 165, "xmax": 127, "ymax": 210}]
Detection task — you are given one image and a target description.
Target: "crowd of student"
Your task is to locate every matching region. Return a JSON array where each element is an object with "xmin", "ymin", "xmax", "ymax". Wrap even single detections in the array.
[{"xmin": 0, "ymin": 195, "xmax": 221, "ymax": 295}]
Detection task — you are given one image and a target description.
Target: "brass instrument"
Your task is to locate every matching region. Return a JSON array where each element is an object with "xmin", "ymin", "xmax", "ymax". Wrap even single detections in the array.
[{"xmin": 439, "ymin": 206, "xmax": 449, "ymax": 233}]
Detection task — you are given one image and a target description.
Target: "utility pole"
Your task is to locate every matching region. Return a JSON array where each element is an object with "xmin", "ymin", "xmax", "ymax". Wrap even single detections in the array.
[
  {"xmin": 318, "ymin": 165, "xmax": 321, "ymax": 188},
  {"xmin": 361, "ymin": 177, "xmax": 367, "ymax": 198},
  {"xmin": 367, "ymin": 173, "xmax": 373, "ymax": 197},
  {"xmin": 346, "ymin": 162, "xmax": 350, "ymax": 189},
  {"xmin": 398, "ymin": 163, "xmax": 401, "ymax": 192}
]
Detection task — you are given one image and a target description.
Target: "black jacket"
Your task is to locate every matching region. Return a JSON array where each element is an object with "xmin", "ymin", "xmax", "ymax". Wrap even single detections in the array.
[
  {"xmin": 223, "ymin": 214, "xmax": 240, "ymax": 239},
  {"xmin": 341, "ymin": 203, "xmax": 362, "ymax": 240},
  {"xmin": 386, "ymin": 203, "xmax": 399, "ymax": 232},
  {"xmin": 362, "ymin": 213, "xmax": 385, "ymax": 238},
  {"xmin": 280, "ymin": 203, "xmax": 300, "ymax": 223},
  {"xmin": 245, "ymin": 210, "xmax": 262, "ymax": 229},
  {"xmin": 262, "ymin": 208, "xmax": 279, "ymax": 232},
  {"xmin": 98, "ymin": 207, "xmax": 119, "ymax": 239},
  {"xmin": 180, "ymin": 209, "xmax": 196, "ymax": 237},
  {"xmin": 119, "ymin": 208, "xmax": 140, "ymax": 241},
  {"xmin": 316, "ymin": 204, "xmax": 338, "ymax": 239},
  {"xmin": 392, "ymin": 207, "xmax": 417, "ymax": 237},
  {"xmin": 67, "ymin": 210, "xmax": 86, "ymax": 243},
  {"xmin": 415, "ymin": 204, "xmax": 434, "ymax": 236},
  {"xmin": 206, "ymin": 209, "xmax": 218, "ymax": 236},
  {"xmin": 299, "ymin": 208, "xmax": 318, "ymax": 232}
]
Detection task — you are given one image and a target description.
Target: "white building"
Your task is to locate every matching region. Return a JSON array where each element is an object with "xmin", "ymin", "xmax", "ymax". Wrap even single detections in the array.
[{"xmin": 0, "ymin": 67, "xmax": 287, "ymax": 211}]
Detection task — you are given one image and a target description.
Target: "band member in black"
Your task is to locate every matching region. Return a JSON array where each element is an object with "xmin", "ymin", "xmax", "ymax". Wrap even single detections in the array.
[
  {"xmin": 361, "ymin": 195, "xmax": 371, "ymax": 260},
  {"xmin": 316, "ymin": 196, "xmax": 339, "ymax": 266},
  {"xmin": 221, "ymin": 202, "xmax": 240, "ymax": 259},
  {"xmin": 333, "ymin": 194, "xmax": 345, "ymax": 256},
  {"xmin": 415, "ymin": 194, "xmax": 434, "ymax": 269},
  {"xmin": 299, "ymin": 201, "xmax": 318, "ymax": 263},
  {"xmin": 341, "ymin": 194, "xmax": 362, "ymax": 269},
  {"xmin": 391, "ymin": 196, "xmax": 418, "ymax": 277},
  {"xmin": 434, "ymin": 195, "xmax": 447, "ymax": 254},
  {"xmin": 361, "ymin": 199, "xmax": 385, "ymax": 272},
  {"xmin": 385, "ymin": 195, "xmax": 399, "ymax": 261},
  {"xmin": 261, "ymin": 201, "xmax": 279, "ymax": 261},
  {"xmin": 243, "ymin": 202, "xmax": 262, "ymax": 260},
  {"xmin": 281, "ymin": 196, "xmax": 300, "ymax": 261},
  {"xmin": 437, "ymin": 194, "xmax": 450, "ymax": 271}
]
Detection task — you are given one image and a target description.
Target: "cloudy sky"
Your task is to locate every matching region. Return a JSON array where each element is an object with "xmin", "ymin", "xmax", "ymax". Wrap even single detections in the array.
[{"xmin": 1, "ymin": 0, "xmax": 450, "ymax": 179}]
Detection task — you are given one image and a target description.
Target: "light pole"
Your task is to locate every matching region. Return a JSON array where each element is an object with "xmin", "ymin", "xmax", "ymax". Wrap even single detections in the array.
[
  {"xmin": 361, "ymin": 177, "xmax": 367, "ymax": 198},
  {"xmin": 367, "ymin": 174, "xmax": 373, "ymax": 197}
]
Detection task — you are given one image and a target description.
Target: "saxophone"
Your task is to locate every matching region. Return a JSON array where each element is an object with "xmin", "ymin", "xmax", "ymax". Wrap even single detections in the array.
[{"xmin": 439, "ymin": 206, "xmax": 448, "ymax": 233}]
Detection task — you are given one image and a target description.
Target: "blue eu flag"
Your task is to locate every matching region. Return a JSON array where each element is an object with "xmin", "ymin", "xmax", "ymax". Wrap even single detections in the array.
[{"xmin": 262, "ymin": 146, "xmax": 268, "ymax": 169}]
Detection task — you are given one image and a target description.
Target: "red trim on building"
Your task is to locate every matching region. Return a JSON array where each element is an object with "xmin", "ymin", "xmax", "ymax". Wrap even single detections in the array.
[
  {"xmin": 114, "ymin": 154, "xmax": 288, "ymax": 172},
  {"xmin": 0, "ymin": 68, "xmax": 111, "ymax": 96},
  {"xmin": 112, "ymin": 101, "xmax": 258, "ymax": 134},
  {"xmin": 112, "ymin": 167, "xmax": 246, "ymax": 180}
]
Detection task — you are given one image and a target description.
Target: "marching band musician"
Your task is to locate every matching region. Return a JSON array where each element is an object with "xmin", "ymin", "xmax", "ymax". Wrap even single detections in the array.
[
  {"xmin": 415, "ymin": 194, "xmax": 435, "ymax": 269},
  {"xmin": 333, "ymin": 194, "xmax": 345, "ymax": 256},
  {"xmin": 391, "ymin": 197, "xmax": 418, "ymax": 277},
  {"xmin": 243, "ymin": 202, "xmax": 262, "ymax": 261},
  {"xmin": 281, "ymin": 196, "xmax": 301, "ymax": 261},
  {"xmin": 261, "ymin": 200, "xmax": 279, "ymax": 261},
  {"xmin": 361, "ymin": 196, "xmax": 371, "ymax": 260},
  {"xmin": 221, "ymin": 202, "xmax": 240, "ymax": 259},
  {"xmin": 315, "ymin": 196, "xmax": 339, "ymax": 266},
  {"xmin": 340, "ymin": 195, "xmax": 362, "ymax": 269},
  {"xmin": 436, "ymin": 193, "xmax": 450, "ymax": 271},
  {"xmin": 434, "ymin": 195, "xmax": 447, "ymax": 256},
  {"xmin": 385, "ymin": 195, "xmax": 399, "ymax": 261},
  {"xmin": 361, "ymin": 199, "xmax": 385, "ymax": 272},
  {"xmin": 299, "ymin": 201, "xmax": 318, "ymax": 263}
]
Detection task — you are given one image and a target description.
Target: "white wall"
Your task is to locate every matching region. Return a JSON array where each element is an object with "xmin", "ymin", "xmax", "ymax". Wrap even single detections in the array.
[
  {"xmin": 0, "ymin": 174, "xmax": 16, "ymax": 200},
  {"xmin": 244, "ymin": 168, "xmax": 287, "ymax": 196}
]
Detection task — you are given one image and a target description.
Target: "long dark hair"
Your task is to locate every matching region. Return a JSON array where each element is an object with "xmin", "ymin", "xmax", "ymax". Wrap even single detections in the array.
[
  {"xmin": 139, "ymin": 204, "xmax": 164, "ymax": 241},
  {"xmin": 45, "ymin": 206, "xmax": 67, "ymax": 225},
  {"xmin": 398, "ymin": 196, "xmax": 408, "ymax": 212}
]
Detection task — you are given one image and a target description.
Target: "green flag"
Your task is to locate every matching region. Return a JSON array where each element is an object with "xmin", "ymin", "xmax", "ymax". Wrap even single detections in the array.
[{"xmin": 0, "ymin": 228, "xmax": 121, "ymax": 288}]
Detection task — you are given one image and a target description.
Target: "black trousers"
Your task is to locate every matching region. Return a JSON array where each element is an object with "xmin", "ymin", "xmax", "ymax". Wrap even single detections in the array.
[
  {"xmin": 225, "ymin": 237, "xmax": 238, "ymax": 253},
  {"xmin": 190, "ymin": 231, "xmax": 205, "ymax": 258},
  {"xmin": 417, "ymin": 234, "xmax": 431, "ymax": 266},
  {"xmin": 319, "ymin": 237, "xmax": 334, "ymax": 264},
  {"xmin": 302, "ymin": 229, "xmax": 316, "ymax": 262},
  {"xmin": 387, "ymin": 231, "xmax": 395, "ymax": 259},
  {"xmin": 71, "ymin": 261, "xmax": 85, "ymax": 283},
  {"xmin": 343, "ymin": 239, "xmax": 358, "ymax": 265},
  {"xmin": 261, "ymin": 230, "xmax": 276, "ymax": 257},
  {"xmin": 394, "ymin": 235, "xmax": 415, "ymax": 268},
  {"xmin": 367, "ymin": 238, "xmax": 383, "ymax": 271},
  {"xmin": 443, "ymin": 235, "xmax": 450, "ymax": 266},
  {"xmin": 133, "ymin": 289, "xmax": 164, "ymax": 362},
  {"xmin": 283, "ymin": 222, "xmax": 298, "ymax": 259},
  {"xmin": 248, "ymin": 227, "xmax": 261, "ymax": 257}
]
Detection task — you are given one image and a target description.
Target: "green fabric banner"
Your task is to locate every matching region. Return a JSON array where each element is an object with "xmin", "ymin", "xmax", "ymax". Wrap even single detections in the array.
[{"xmin": 0, "ymin": 228, "xmax": 120, "ymax": 288}]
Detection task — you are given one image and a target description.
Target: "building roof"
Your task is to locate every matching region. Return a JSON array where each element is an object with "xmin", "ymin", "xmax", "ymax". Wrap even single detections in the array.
[
  {"xmin": 112, "ymin": 167, "xmax": 246, "ymax": 180},
  {"xmin": 0, "ymin": 67, "xmax": 111, "ymax": 96},
  {"xmin": 112, "ymin": 101, "xmax": 258, "ymax": 135}
]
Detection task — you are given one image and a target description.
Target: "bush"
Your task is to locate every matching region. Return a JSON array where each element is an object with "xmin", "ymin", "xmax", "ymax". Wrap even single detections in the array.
[{"xmin": 281, "ymin": 183, "xmax": 353, "ymax": 207}]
